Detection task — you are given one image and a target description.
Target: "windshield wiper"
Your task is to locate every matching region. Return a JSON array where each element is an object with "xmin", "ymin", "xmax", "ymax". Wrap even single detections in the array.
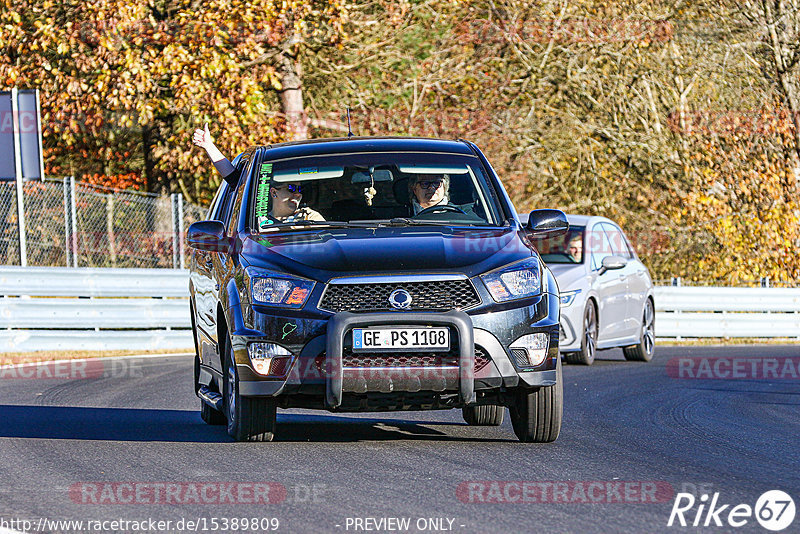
[
  {"xmin": 380, "ymin": 218, "xmax": 461, "ymax": 227},
  {"xmin": 258, "ymin": 220, "xmax": 391, "ymax": 232},
  {"xmin": 259, "ymin": 220, "xmax": 350, "ymax": 231},
  {"xmin": 259, "ymin": 218, "xmax": 486, "ymax": 232}
]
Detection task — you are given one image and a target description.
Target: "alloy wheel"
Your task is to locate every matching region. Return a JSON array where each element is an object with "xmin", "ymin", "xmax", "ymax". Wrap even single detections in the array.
[
  {"xmin": 584, "ymin": 303, "xmax": 597, "ymax": 362},
  {"xmin": 642, "ymin": 299, "xmax": 655, "ymax": 357}
]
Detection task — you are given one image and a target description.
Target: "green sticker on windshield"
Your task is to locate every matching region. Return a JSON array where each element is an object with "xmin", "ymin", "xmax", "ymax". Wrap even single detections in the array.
[{"xmin": 256, "ymin": 163, "xmax": 274, "ymax": 227}]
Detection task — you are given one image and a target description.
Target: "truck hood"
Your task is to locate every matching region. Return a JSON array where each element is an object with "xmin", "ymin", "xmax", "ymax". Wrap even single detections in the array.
[{"xmin": 240, "ymin": 226, "xmax": 534, "ymax": 279}]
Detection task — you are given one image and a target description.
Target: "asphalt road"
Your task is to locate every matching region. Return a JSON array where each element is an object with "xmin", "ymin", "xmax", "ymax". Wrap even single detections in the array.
[{"xmin": 0, "ymin": 345, "xmax": 798, "ymax": 534}]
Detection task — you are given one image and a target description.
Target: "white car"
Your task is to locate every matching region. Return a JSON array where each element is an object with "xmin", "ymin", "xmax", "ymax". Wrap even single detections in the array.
[{"xmin": 528, "ymin": 214, "xmax": 655, "ymax": 365}]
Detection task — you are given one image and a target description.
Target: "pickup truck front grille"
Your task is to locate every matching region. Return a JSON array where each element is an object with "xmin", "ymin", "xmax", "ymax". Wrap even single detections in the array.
[{"xmin": 319, "ymin": 279, "xmax": 480, "ymax": 312}]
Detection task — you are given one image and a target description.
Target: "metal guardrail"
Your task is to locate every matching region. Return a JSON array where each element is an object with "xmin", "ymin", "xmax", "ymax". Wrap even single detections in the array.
[
  {"xmin": 654, "ymin": 286, "xmax": 800, "ymax": 338},
  {"xmin": 0, "ymin": 267, "xmax": 189, "ymax": 297},
  {"xmin": 0, "ymin": 298, "xmax": 188, "ymax": 329},
  {"xmin": 2, "ymin": 267, "xmax": 798, "ymax": 352},
  {"xmin": 0, "ymin": 330, "xmax": 193, "ymax": 352},
  {"xmin": 0, "ymin": 267, "xmax": 192, "ymax": 352}
]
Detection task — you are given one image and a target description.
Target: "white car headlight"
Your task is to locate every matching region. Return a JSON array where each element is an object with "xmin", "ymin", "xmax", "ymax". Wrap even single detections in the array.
[
  {"xmin": 481, "ymin": 258, "xmax": 542, "ymax": 302},
  {"xmin": 559, "ymin": 289, "xmax": 581, "ymax": 307}
]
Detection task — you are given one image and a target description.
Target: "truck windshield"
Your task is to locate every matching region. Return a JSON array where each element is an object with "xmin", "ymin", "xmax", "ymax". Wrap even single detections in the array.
[{"xmin": 248, "ymin": 152, "xmax": 501, "ymax": 230}]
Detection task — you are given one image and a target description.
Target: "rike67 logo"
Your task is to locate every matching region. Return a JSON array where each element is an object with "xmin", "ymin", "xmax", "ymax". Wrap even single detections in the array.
[{"xmin": 668, "ymin": 490, "xmax": 796, "ymax": 531}]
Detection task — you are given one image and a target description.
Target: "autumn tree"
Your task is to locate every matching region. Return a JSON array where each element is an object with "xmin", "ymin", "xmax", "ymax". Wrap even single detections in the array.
[
  {"xmin": 310, "ymin": 0, "xmax": 800, "ymax": 282},
  {"xmin": 2, "ymin": 0, "xmax": 799, "ymax": 281},
  {"xmin": 311, "ymin": 0, "xmax": 687, "ymax": 265},
  {"xmin": 0, "ymin": 0, "xmax": 348, "ymax": 202},
  {"xmin": 738, "ymin": 0, "xmax": 800, "ymax": 180},
  {"xmin": 658, "ymin": 1, "xmax": 800, "ymax": 282}
]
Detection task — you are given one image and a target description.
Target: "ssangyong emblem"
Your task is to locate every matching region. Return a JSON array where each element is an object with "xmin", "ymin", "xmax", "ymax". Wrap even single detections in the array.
[{"xmin": 388, "ymin": 289, "xmax": 412, "ymax": 309}]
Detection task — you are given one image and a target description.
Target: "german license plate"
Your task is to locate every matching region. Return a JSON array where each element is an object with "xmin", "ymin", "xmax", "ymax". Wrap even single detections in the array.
[{"xmin": 352, "ymin": 327, "xmax": 450, "ymax": 352}]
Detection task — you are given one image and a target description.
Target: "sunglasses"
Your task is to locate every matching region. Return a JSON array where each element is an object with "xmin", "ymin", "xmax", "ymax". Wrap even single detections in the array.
[
  {"xmin": 275, "ymin": 184, "xmax": 303, "ymax": 194},
  {"xmin": 416, "ymin": 180, "xmax": 443, "ymax": 190}
]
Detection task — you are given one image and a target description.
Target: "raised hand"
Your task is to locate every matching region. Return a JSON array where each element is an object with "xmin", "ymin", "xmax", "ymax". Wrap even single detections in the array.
[
  {"xmin": 192, "ymin": 122, "xmax": 214, "ymax": 151},
  {"xmin": 192, "ymin": 121, "xmax": 235, "ymax": 178}
]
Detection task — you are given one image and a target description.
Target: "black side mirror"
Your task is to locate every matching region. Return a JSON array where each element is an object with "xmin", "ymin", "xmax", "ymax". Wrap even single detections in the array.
[
  {"xmin": 187, "ymin": 221, "xmax": 231, "ymax": 253},
  {"xmin": 526, "ymin": 209, "xmax": 569, "ymax": 237}
]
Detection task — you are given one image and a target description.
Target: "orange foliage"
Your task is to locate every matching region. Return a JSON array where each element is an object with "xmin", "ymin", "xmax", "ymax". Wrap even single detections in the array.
[
  {"xmin": 0, "ymin": 0, "xmax": 348, "ymax": 202},
  {"xmin": 82, "ymin": 172, "xmax": 146, "ymax": 191}
]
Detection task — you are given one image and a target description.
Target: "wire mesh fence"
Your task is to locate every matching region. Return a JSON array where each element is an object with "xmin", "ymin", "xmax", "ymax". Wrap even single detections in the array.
[
  {"xmin": 184, "ymin": 202, "xmax": 207, "ymax": 229},
  {"xmin": 23, "ymin": 179, "xmax": 67, "ymax": 267},
  {"xmin": 0, "ymin": 182, "xmax": 21, "ymax": 265},
  {"xmin": 0, "ymin": 178, "xmax": 207, "ymax": 268}
]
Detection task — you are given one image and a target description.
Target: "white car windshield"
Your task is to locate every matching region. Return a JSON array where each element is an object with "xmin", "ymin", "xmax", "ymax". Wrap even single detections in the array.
[{"xmin": 537, "ymin": 226, "xmax": 585, "ymax": 264}]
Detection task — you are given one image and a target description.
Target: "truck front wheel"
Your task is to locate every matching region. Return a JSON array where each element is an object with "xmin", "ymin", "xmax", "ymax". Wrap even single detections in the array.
[{"xmin": 509, "ymin": 359, "xmax": 562, "ymax": 443}]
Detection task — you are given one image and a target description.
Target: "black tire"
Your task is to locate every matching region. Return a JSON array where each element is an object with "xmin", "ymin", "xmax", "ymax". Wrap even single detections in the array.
[
  {"xmin": 623, "ymin": 298, "xmax": 655, "ymax": 362},
  {"xmin": 200, "ymin": 399, "xmax": 226, "ymax": 425},
  {"xmin": 509, "ymin": 358, "xmax": 562, "ymax": 443},
  {"xmin": 223, "ymin": 335, "xmax": 277, "ymax": 442},
  {"xmin": 564, "ymin": 301, "xmax": 597, "ymax": 366},
  {"xmin": 462, "ymin": 405, "xmax": 505, "ymax": 426}
]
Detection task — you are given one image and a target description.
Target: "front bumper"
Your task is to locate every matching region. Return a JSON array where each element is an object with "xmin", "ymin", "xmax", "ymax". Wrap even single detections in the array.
[
  {"xmin": 325, "ymin": 310, "xmax": 475, "ymax": 407},
  {"xmin": 558, "ymin": 298, "xmax": 584, "ymax": 351},
  {"xmin": 228, "ymin": 294, "xmax": 560, "ymax": 409}
]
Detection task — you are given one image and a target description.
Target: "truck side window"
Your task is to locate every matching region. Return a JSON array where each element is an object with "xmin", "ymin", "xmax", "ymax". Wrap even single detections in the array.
[{"xmin": 216, "ymin": 153, "xmax": 250, "ymax": 227}]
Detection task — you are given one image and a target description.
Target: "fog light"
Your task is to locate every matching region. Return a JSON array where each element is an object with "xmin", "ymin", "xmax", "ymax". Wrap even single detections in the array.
[
  {"xmin": 509, "ymin": 333, "xmax": 549, "ymax": 367},
  {"xmin": 248, "ymin": 343, "xmax": 293, "ymax": 376}
]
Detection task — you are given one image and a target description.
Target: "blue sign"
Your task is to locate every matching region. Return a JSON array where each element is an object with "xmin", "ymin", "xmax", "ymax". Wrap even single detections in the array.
[{"xmin": 0, "ymin": 89, "xmax": 44, "ymax": 181}]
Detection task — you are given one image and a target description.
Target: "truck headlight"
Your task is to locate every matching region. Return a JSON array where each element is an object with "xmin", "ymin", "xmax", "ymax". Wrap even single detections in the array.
[
  {"xmin": 249, "ymin": 270, "xmax": 315, "ymax": 308},
  {"xmin": 481, "ymin": 258, "xmax": 542, "ymax": 302}
]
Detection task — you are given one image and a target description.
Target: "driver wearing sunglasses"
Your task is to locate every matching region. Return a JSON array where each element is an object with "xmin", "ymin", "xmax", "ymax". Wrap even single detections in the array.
[
  {"xmin": 408, "ymin": 174, "xmax": 450, "ymax": 215},
  {"xmin": 270, "ymin": 182, "xmax": 324, "ymax": 223}
]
